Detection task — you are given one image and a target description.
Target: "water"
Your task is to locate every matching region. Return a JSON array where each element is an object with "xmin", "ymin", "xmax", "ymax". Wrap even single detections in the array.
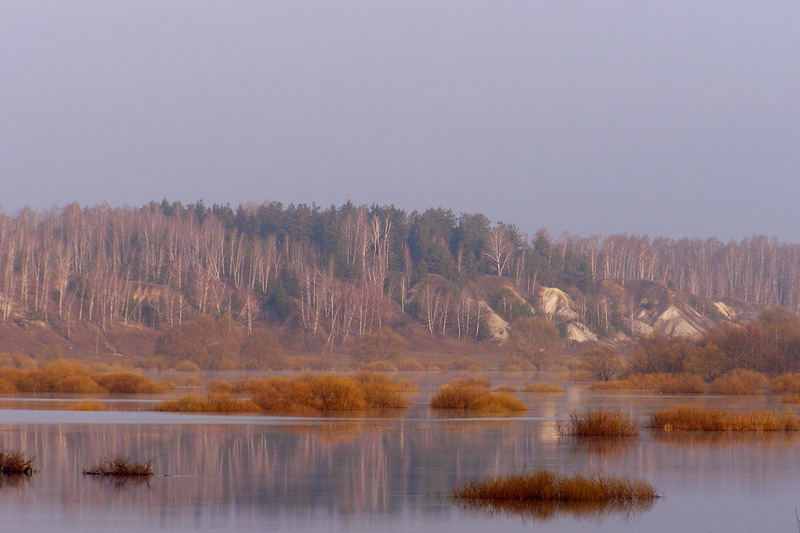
[{"xmin": 0, "ymin": 372, "xmax": 798, "ymax": 532}]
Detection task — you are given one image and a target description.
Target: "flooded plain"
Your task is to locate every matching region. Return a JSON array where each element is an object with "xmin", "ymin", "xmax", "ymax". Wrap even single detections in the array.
[{"xmin": 0, "ymin": 371, "xmax": 799, "ymax": 532}]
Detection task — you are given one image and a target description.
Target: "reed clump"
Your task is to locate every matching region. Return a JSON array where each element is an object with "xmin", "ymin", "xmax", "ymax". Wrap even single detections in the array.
[
  {"xmin": 558, "ymin": 410, "xmax": 639, "ymax": 437},
  {"xmin": 650, "ymin": 405, "xmax": 800, "ymax": 431},
  {"xmin": 709, "ymin": 369, "xmax": 768, "ymax": 395},
  {"xmin": 83, "ymin": 457, "xmax": 153, "ymax": 477},
  {"xmin": 70, "ymin": 400, "xmax": 107, "ymax": 411},
  {"xmin": 523, "ymin": 383, "xmax": 564, "ymax": 393},
  {"xmin": 453, "ymin": 470, "xmax": 657, "ymax": 504},
  {"xmin": 494, "ymin": 385, "xmax": 517, "ymax": 392},
  {"xmin": 0, "ymin": 450, "xmax": 35, "ymax": 475},
  {"xmin": 769, "ymin": 373, "xmax": 800, "ymax": 394},
  {"xmin": 780, "ymin": 394, "xmax": 800, "ymax": 403},
  {"xmin": 589, "ymin": 373, "xmax": 706, "ymax": 394},
  {"xmin": 156, "ymin": 393, "xmax": 260, "ymax": 413}
]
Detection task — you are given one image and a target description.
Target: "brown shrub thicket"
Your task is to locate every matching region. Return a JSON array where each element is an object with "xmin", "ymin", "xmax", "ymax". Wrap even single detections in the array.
[
  {"xmin": 628, "ymin": 310, "xmax": 800, "ymax": 379},
  {"xmin": 453, "ymin": 470, "xmax": 657, "ymax": 503},
  {"xmin": 0, "ymin": 360, "xmax": 166, "ymax": 395},
  {"xmin": 589, "ymin": 373, "xmax": 706, "ymax": 394},
  {"xmin": 249, "ymin": 373, "xmax": 413, "ymax": 412},
  {"xmin": 156, "ymin": 393, "xmax": 261, "ymax": 413},
  {"xmin": 709, "ymin": 369, "xmax": 768, "ymax": 394},
  {"xmin": 769, "ymin": 373, "xmax": 800, "ymax": 394},
  {"xmin": 650, "ymin": 405, "xmax": 800, "ymax": 431},
  {"xmin": 95, "ymin": 373, "xmax": 166, "ymax": 394},
  {"xmin": 558, "ymin": 410, "xmax": 639, "ymax": 437},
  {"xmin": 430, "ymin": 378, "xmax": 527, "ymax": 412}
]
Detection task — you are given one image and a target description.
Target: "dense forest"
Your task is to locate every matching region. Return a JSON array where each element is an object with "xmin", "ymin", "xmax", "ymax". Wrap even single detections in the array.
[{"xmin": 1, "ymin": 200, "xmax": 799, "ymax": 355}]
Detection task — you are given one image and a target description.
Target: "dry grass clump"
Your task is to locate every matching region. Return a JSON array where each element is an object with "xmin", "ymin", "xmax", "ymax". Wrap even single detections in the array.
[
  {"xmin": 453, "ymin": 470, "xmax": 657, "ymax": 504},
  {"xmin": 156, "ymin": 393, "xmax": 261, "ymax": 413},
  {"xmin": 780, "ymin": 394, "xmax": 800, "ymax": 403},
  {"xmin": 0, "ymin": 450, "xmax": 35, "ymax": 475},
  {"xmin": 430, "ymin": 378, "xmax": 526, "ymax": 412},
  {"xmin": 363, "ymin": 360, "xmax": 398, "ymax": 372},
  {"xmin": 770, "ymin": 373, "xmax": 800, "ymax": 394},
  {"xmin": 502, "ymin": 364, "xmax": 523, "ymax": 372},
  {"xmin": 558, "ymin": 410, "xmax": 639, "ymax": 437},
  {"xmin": 650, "ymin": 405, "xmax": 800, "ymax": 431},
  {"xmin": 83, "ymin": 457, "xmax": 153, "ymax": 477},
  {"xmin": 590, "ymin": 373, "xmax": 706, "ymax": 394},
  {"xmin": 523, "ymin": 383, "xmax": 564, "ymax": 393},
  {"xmin": 494, "ymin": 385, "xmax": 517, "ymax": 392},
  {"xmin": 709, "ymin": 369, "xmax": 768, "ymax": 395},
  {"xmin": 70, "ymin": 400, "xmax": 107, "ymax": 411}
]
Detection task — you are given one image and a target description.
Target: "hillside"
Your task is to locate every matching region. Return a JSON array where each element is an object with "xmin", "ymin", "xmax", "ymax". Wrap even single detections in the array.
[{"xmin": 0, "ymin": 201, "xmax": 789, "ymax": 364}]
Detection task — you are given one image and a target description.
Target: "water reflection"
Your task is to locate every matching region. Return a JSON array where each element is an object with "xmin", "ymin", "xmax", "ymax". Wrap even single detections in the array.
[
  {"xmin": 651, "ymin": 429, "xmax": 800, "ymax": 449},
  {"xmin": 82, "ymin": 473, "xmax": 152, "ymax": 489},
  {"xmin": 456, "ymin": 498, "xmax": 657, "ymax": 522},
  {"xmin": 0, "ymin": 473, "xmax": 33, "ymax": 488},
  {"xmin": 564, "ymin": 436, "xmax": 637, "ymax": 458}
]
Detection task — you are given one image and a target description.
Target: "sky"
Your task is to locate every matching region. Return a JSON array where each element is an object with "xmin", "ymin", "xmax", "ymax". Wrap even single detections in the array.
[{"xmin": 1, "ymin": 1, "xmax": 798, "ymax": 242}]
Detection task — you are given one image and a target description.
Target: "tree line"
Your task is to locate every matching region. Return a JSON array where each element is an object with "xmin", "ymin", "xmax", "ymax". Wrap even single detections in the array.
[{"xmin": 1, "ymin": 200, "xmax": 800, "ymax": 350}]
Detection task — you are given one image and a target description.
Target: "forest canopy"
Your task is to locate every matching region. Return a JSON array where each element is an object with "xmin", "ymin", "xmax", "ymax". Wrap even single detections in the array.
[{"xmin": 0, "ymin": 200, "xmax": 799, "ymax": 355}]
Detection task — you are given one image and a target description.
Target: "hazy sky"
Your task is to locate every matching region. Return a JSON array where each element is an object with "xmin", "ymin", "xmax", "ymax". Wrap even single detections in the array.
[{"xmin": 1, "ymin": 1, "xmax": 798, "ymax": 242}]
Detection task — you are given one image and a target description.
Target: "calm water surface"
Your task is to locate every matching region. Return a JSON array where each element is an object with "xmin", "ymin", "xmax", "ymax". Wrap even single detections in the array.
[{"xmin": 0, "ymin": 371, "xmax": 798, "ymax": 532}]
